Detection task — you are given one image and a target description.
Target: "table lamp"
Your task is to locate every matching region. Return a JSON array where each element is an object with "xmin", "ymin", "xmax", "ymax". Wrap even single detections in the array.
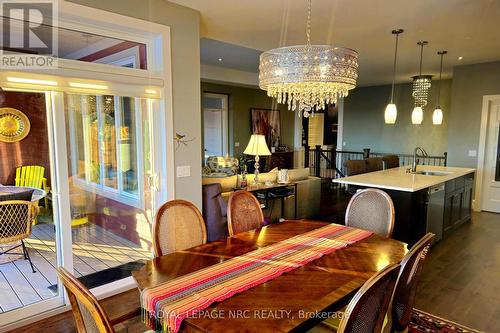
[{"xmin": 243, "ymin": 134, "xmax": 272, "ymax": 185}]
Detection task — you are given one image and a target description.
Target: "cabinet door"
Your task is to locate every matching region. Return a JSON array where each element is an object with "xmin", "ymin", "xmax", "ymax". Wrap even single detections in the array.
[
  {"xmin": 443, "ymin": 194, "xmax": 454, "ymax": 232},
  {"xmin": 451, "ymin": 193, "xmax": 462, "ymax": 227},
  {"xmin": 461, "ymin": 185, "xmax": 473, "ymax": 222}
]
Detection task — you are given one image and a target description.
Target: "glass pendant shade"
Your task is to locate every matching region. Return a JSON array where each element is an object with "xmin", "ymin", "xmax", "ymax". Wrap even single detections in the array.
[
  {"xmin": 385, "ymin": 29, "xmax": 403, "ymax": 125},
  {"xmin": 384, "ymin": 103, "xmax": 397, "ymax": 124},
  {"xmin": 412, "ymin": 106, "xmax": 423, "ymax": 125},
  {"xmin": 432, "ymin": 108, "xmax": 443, "ymax": 125},
  {"xmin": 433, "ymin": 51, "xmax": 447, "ymax": 126}
]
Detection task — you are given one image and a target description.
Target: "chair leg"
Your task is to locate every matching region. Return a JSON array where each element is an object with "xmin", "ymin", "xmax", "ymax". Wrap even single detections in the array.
[{"xmin": 21, "ymin": 240, "xmax": 36, "ymax": 273}]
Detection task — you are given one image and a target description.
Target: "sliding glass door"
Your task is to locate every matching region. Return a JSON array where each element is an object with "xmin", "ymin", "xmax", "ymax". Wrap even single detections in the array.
[
  {"xmin": 0, "ymin": 85, "xmax": 164, "ymax": 328},
  {"xmin": 64, "ymin": 93, "xmax": 154, "ymax": 284},
  {"xmin": 0, "ymin": 90, "xmax": 62, "ymax": 320}
]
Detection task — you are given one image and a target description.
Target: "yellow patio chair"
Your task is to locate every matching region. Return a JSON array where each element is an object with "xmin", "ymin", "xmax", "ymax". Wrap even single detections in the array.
[{"xmin": 15, "ymin": 166, "xmax": 50, "ymax": 222}]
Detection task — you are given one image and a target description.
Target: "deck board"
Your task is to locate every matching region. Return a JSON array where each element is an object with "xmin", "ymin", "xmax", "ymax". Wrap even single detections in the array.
[
  {"xmin": 0, "ymin": 262, "xmax": 42, "ymax": 306},
  {"xmin": 13, "ymin": 259, "xmax": 55, "ymax": 299},
  {"xmin": 0, "ymin": 270, "xmax": 24, "ymax": 312},
  {"xmin": 0, "ymin": 222, "xmax": 153, "ymax": 314}
]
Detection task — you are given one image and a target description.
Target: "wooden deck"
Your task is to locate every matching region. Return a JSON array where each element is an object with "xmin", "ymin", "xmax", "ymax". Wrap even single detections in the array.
[{"xmin": 0, "ymin": 223, "xmax": 152, "ymax": 313}]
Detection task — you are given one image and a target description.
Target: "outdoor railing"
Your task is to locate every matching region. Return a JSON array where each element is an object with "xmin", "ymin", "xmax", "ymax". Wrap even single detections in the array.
[{"xmin": 305, "ymin": 146, "xmax": 448, "ymax": 180}]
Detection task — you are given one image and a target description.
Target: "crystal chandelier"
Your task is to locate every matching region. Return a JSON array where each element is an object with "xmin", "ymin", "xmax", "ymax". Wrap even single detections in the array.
[
  {"xmin": 259, "ymin": 0, "xmax": 358, "ymax": 117},
  {"xmin": 412, "ymin": 41, "xmax": 432, "ymax": 124}
]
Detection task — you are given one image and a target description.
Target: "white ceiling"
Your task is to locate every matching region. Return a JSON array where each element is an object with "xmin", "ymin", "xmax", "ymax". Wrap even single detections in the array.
[{"xmin": 171, "ymin": 0, "xmax": 500, "ymax": 86}]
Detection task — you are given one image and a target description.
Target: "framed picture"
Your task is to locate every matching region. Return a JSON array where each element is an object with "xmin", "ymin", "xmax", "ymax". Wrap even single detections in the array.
[{"xmin": 250, "ymin": 108, "xmax": 281, "ymax": 147}]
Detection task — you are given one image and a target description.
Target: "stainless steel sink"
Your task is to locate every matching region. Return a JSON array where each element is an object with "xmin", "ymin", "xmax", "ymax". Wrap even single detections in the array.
[{"xmin": 414, "ymin": 170, "xmax": 451, "ymax": 176}]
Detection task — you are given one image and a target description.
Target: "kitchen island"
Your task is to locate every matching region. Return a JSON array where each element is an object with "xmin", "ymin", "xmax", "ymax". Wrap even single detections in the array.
[{"xmin": 333, "ymin": 165, "xmax": 475, "ymax": 245}]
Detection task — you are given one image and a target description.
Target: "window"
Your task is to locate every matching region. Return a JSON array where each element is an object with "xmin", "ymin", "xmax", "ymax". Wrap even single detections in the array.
[
  {"xmin": 66, "ymin": 93, "xmax": 144, "ymax": 207},
  {"xmin": 0, "ymin": 16, "xmax": 148, "ymax": 69}
]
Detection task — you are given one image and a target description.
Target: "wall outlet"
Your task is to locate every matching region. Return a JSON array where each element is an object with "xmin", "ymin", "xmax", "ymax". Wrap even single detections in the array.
[
  {"xmin": 468, "ymin": 150, "xmax": 477, "ymax": 157},
  {"xmin": 235, "ymin": 142, "xmax": 240, "ymax": 147},
  {"xmin": 176, "ymin": 165, "xmax": 191, "ymax": 178}
]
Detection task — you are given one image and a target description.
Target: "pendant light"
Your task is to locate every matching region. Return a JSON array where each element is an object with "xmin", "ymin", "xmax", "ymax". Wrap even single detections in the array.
[
  {"xmin": 385, "ymin": 29, "xmax": 403, "ymax": 124},
  {"xmin": 433, "ymin": 50, "xmax": 447, "ymax": 125},
  {"xmin": 411, "ymin": 41, "xmax": 431, "ymax": 125}
]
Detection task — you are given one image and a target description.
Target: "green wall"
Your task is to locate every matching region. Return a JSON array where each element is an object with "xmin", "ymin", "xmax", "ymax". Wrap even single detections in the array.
[
  {"xmin": 447, "ymin": 61, "xmax": 500, "ymax": 167},
  {"xmin": 201, "ymin": 82, "xmax": 295, "ymax": 157},
  {"xmin": 342, "ymin": 80, "xmax": 452, "ymax": 156}
]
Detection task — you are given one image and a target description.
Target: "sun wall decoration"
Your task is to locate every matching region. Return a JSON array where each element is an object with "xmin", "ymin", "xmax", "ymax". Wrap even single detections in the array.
[{"xmin": 0, "ymin": 107, "xmax": 31, "ymax": 143}]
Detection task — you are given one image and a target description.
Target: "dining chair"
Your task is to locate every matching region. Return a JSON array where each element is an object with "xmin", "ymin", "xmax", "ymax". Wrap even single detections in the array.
[
  {"xmin": 366, "ymin": 157, "xmax": 384, "ymax": 172},
  {"xmin": 58, "ymin": 267, "xmax": 150, "ymax": 333},
  {"xmin": 345, "ymin": 188, "xmax": 395, "ymax": 238},
  {"xmin": 390, "ymin": 233, "xmax": 435, "ymax": 333},
  {"xmin": 343, "ymin": 160, "xmax": 368, "ymax": 195},
  {"xmin": 336, "ymin": 263, "xmax": 401, "ymax": 333},
  {"xmin": 382, "ymin": 155, "xmax": 400, "ymax": 169},
  {"xmin": 227, "ymin": 190, "xmax": 264, "ymax": 236},
  {"xmin": 0, "ymin": 200, "xmax": 38, "ymax": 272},
  {"xmin": 344, "ymin": 159, "xmax": 367, "ymax": 176},
  {"xmin": 153, "ymin": 199, "xmax": 207, "ymax": 257}
]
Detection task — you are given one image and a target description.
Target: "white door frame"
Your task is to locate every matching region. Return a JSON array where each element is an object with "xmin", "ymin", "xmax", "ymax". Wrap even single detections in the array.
[
  {"xmin": 474, "ymin": 94, "xmax": 500, "ymax": 211},
  {"xmin": 0, "ymin": 2, "xmax": 174, "ymax": 330}
]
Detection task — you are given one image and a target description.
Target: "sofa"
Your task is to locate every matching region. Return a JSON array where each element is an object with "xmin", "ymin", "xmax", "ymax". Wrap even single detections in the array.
[{"xmin": 202, "ymin": 168, "xmax": 321, "ymax": 220}]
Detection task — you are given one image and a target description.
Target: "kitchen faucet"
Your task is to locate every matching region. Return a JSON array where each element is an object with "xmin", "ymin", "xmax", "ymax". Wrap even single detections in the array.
[{"xmin": 411, "ymin": 147, "xmax": 429, "ymax": 173}]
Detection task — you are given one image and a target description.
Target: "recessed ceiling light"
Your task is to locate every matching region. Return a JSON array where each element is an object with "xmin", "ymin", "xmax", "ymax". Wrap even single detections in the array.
[
  {"xmin": 218, "ymin": 58, "xmax": 223, "ymax": 62},
  {"xmin": 458, "ymin": 56, "xmax": 463, "ymax": 60}
]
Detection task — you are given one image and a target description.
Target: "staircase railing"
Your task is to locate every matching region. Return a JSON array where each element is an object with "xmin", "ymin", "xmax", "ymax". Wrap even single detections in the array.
[{"xmin": 306, "ymin": 146, "xmax": 448, "ymax": 180}]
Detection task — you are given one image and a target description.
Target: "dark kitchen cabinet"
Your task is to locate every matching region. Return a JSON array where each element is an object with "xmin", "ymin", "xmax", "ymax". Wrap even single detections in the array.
[{"xmin": 443, "ymin": 173, "xmax": 475, "ymax": 238}]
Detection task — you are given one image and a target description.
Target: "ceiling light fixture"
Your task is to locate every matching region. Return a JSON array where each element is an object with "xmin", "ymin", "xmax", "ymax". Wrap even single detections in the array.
[
  {"xmin": 412, "ymin": 41, "xmax": 431, "ymax": 125},
  {"xmin": 259, "ymin": 0, "xmax": 358, "ymax": 117},
  {"xmin": 458, "ymin": 56, "xmax": 463, "ymax": 60},
  {"xmin": 385, "ymin": 29, "xmax": 403, "ymax": 124},
  {"xmin": 7, "ymin": 77, "xmax": 58, "ymax": 86},
  {"xmin": 218, "ymin": 58, "xmax": 223, "ymax": 62},
  {"xmin": 433, "ymin": 50, "xmax": 447, "ymax": 125}
]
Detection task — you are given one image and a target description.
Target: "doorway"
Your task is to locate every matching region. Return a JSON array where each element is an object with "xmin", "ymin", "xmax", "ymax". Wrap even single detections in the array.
[
  {"xmin": 477, "ymin": 96, "xmax": 500, "ymax": 213},
  {"xmin": 203, "ymin": 93, "xmax": 228, "ymax": 161}
]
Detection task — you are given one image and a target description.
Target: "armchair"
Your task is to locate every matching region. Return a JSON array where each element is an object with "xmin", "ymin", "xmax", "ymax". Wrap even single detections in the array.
[{"xmin": 0, "ymin": 200, "xmax": 39, "ymax": 272}]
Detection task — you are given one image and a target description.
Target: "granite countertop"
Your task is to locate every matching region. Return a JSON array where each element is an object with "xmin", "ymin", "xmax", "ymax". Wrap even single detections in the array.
[{"xmin": 332, "ymin": 165, "xmax": 475, "ymax": 192}]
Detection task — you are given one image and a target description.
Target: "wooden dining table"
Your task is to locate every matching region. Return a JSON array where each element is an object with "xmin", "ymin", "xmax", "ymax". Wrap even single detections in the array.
[{"xmin": 132, "ymin": 220, "xmax": 407, "ymax": 332}]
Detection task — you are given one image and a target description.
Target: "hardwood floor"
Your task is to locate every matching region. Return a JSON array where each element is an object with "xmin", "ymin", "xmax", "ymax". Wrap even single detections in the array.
[
  {"xmin": 5, "ymin": 288, "xmax": 142, "ymax": 333},
  {"xmin": 415, "ymin": 211, "xmax": 500, "ymax": 332},
  {"xmin": 5, "ymin": 208, "xmax": 500, "ymax": 332}
]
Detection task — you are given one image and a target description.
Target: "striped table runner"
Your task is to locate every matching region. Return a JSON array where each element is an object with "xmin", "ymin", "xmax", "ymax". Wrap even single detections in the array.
[{"xmin": 141, "ymin": 224, "xmax": 372, "ymax": 333}]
